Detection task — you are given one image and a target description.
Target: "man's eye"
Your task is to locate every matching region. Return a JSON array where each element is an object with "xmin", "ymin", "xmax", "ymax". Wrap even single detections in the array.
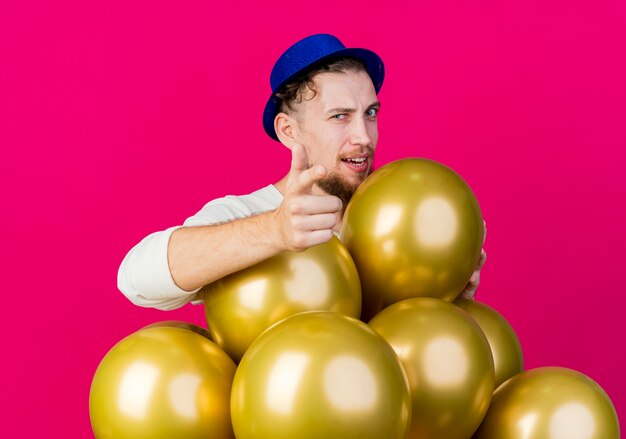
[
  {"xmin": 332, "ymin": 114, "xmax": 347, "ymax": 120},
  {"xmin": 366, "ymin": 108, "xmax": 378, "ymax": 117}
]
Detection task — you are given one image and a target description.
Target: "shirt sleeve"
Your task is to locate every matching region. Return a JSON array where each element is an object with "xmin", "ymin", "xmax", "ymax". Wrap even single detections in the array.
[
  {"xmin": 117, "ymin": 185, "xmax": 283, "ymax": 311},
  {"xmin": 117, "ymin": 226, "xmax": 201, "ymax": 310}
]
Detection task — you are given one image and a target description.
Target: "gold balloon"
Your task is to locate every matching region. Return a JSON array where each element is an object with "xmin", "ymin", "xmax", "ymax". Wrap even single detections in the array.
[
  {"xmin": 369, "ymin": 297, "xmax": 495, "ymax": 439},
  {"xmin": 90, "ymin": 326, "xmax": 236, "ymax": 439},
  {"xmin": 454, "ymin": 298, "xmax": 523, "ymax": 387},
  {"xmin": 474, "ymin": 367, "xmax": 620, "ymax": 439},
  {"xmin": 202, "ymin": 236, "xmax": 361, "ymax": 362},
  {"xmin": 231, "ymin": 311, "xmax": 412, "ymax": 439},
  {"xmin": 142, "ymin": 320, "xmax": 212, "ymax": 340},
  {"xmin": 340, "ymin": 158, "xmax": 484, "ymax": 320}
]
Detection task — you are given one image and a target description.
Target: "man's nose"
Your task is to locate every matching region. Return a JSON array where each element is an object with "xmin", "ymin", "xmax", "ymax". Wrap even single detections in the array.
[{"xmin": 349, "ymin": 116, "xmax": 373, "ymax": 146}]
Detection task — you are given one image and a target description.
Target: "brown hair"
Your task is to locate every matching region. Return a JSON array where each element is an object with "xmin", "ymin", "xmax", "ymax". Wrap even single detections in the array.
[{"xmin": 275, "ymin": 57, "xmax": 367, "ymax": 115}]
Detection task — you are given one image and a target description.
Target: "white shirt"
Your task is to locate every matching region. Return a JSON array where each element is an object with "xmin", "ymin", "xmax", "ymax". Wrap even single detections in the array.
[{"xmin": 117, "ymin": 184, "xmax": 284, "ymax": 310}]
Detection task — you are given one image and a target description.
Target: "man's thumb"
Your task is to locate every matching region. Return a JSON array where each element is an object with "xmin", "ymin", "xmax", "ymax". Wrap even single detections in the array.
[{"xmin": 290, "ymin": 143, "xmax": 308, "ymax": 175}]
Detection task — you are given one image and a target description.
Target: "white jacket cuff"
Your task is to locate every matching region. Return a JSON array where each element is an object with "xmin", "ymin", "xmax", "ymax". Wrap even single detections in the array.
[{"xmin": 117, "ymin": 226, "xmax": 201, "ymax": 310}]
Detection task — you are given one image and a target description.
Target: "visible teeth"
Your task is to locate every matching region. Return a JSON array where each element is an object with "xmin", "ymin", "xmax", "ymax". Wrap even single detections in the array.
[{"xmin": 345, "ymin": 158, "xmax": 366, "ymax": 164}]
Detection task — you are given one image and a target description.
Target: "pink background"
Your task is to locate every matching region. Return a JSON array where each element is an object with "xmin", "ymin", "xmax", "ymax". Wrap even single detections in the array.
[{"xmin": 2, "ymin": 0, "xmax": 624, "ymax": 436}]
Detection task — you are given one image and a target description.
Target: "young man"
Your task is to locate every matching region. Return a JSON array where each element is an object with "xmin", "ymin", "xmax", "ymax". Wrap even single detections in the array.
[{"xmin": 118, "ymin": 34, "xmax": 486, "ymax": 311}]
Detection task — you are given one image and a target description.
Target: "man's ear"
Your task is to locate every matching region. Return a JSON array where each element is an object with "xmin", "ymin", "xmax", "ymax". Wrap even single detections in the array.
[{"xmin": 274, "ymin": 112, "xmax": 299, "ymax": 148}]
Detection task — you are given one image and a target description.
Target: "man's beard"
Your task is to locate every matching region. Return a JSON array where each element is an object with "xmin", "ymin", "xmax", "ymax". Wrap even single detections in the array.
[
  {"xmin": 316, "ymin": 165, "xmax": 375, "ymax": 207},
  {"xmin": 316, "ymin": 173, "xmax": 357, "ymax": 207}
]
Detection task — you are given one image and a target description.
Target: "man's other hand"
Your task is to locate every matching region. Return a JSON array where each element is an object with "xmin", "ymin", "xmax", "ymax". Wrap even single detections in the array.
[{"xmin": 459, "ymin": 220, "xmax": 488, "ymax": 300}]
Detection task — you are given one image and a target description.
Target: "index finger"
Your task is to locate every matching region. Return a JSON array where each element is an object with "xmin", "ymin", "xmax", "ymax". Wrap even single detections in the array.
[{"xmin": 292, "ymin": 163, "xmax": 327, "ymax": 194}]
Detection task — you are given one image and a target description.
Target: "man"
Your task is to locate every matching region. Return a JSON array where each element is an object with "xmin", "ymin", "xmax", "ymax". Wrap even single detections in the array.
[{"xmin": 118, "ymin": 34, "xmax": 486, "ymax": 311}]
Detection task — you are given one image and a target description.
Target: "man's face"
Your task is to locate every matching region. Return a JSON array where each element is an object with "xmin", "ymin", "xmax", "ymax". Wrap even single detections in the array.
[{"xmin": 294, "ymin": 70, "xmax": 379, "ymax": 204}]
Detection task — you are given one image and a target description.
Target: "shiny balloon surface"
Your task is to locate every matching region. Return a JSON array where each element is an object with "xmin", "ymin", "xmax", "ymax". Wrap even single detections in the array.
[
  {"xmin": 473, "ymin": 367, "xmax": 620, "ymax": 439},
  {"xmin": 202, "ymin": 236, "xmax": 361, "ymax": 362},
  {"xmin": 340, "ymin": 158, "xmax": 484, "ymax": 320},
  {"xmin": 369, "ymin": 297, "xmax": 494, "ymax": 439},
  {"xmin": 231, "ymin": 312, "xmax": 411, "ymax": 439},
  {"xmin": 454, "ymin": 298, "xmax": 523, "ymax": 387},
  {"xmin": 142, "ymin": 320, "xmax": 211, "ymax": 340},
  {"xmin": 90, "ymin": 327, "xmax": 236, "ymax": 439}
]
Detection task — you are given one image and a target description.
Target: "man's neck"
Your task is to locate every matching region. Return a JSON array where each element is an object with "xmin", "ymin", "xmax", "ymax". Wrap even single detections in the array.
[{"xmin": 273, "ymin": 174, "xmax": 289, "ymax": 196}]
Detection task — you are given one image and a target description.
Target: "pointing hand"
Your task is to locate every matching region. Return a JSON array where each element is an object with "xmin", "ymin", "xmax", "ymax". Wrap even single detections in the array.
[{"xmin": 275, "ymin": 143, "xmax": 343, "ymax": 251}]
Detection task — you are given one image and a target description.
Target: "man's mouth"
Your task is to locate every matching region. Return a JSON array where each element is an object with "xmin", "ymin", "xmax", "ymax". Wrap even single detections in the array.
[{"xmin": 341, "ymin": 157, "xmax": 369, "ymax": 173}]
